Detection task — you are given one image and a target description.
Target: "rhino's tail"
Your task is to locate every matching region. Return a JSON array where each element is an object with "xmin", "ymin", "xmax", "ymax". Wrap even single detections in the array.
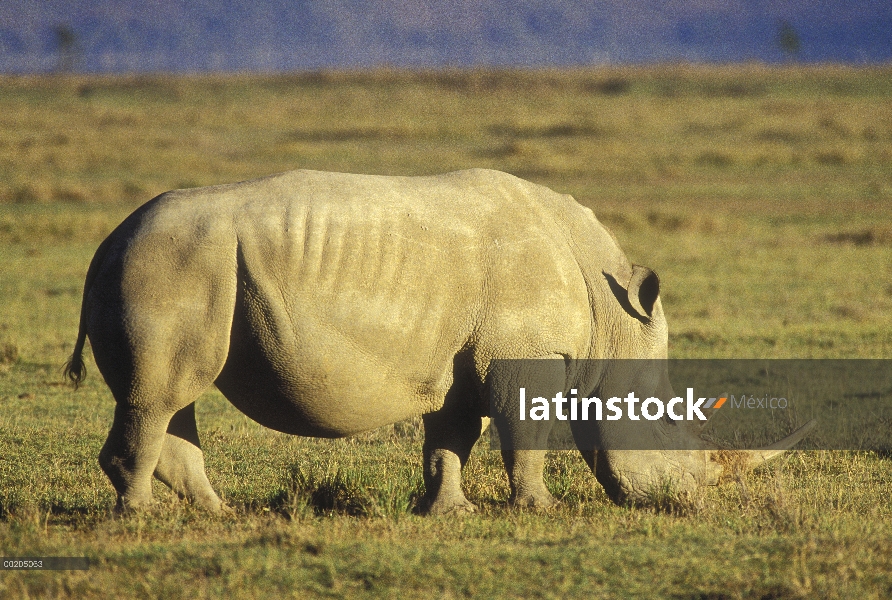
[
  {"xmin": 64, "ymin": 235, "xmax": 112, "ymax": 389},
  {"xmin": 63, "ymin": 330, "xmax": 87, "ymax": 390}
]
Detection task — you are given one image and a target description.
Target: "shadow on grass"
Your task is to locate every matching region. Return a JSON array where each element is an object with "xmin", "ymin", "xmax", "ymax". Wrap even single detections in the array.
[
  {"xmin": 0, "ymin": 497, "xmax": 108, "ymax": 526},
  {"xmin": 870, "ymin": 447, "xmax": 892, "ymax": 461}
]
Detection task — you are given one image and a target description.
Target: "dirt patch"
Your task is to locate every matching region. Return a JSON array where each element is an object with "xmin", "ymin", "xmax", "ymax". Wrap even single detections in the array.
[{"xmin": 822, "ymin": 227, "xmax": 892, "ymax": 247}]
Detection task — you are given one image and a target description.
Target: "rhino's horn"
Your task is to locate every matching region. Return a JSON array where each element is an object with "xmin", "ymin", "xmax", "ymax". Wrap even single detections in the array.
[{"xmin": 715, "ymin": 419, "xmax": 816, "ymax": 477}]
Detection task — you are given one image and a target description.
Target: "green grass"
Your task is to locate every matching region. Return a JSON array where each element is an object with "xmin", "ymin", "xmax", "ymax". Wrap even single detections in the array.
[{"xmin": 2, "ymin": 66, "xmax": 892, "ymax": 598}]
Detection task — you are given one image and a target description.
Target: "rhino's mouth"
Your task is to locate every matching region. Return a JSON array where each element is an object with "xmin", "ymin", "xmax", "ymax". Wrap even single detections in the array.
[
  {"xmin": 594, "ymin": 449, "xmax": 718, "ymax": 504},
  {"xmin": 592, "ymin": 421, "xmax": 816, "ymax": 505}
]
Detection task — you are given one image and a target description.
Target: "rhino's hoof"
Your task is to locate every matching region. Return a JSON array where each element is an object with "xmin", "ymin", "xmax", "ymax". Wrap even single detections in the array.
[
  {"xmin": 188, "ymin": 494, "xmax": 228, "ymax": 513},
  {"xmin": 509, "ymin": 492, "xmax": 558, "ymax": 510},
  {"xmin": 187, "ymin": 499, "xmax": 229, "ymax": 514},
  {"xmin": 113, "ymin": 497, "xmax": 158, "ymax": 515},
  {"xmin": 422, "ymin": 496, "xmax": 478, "ymax": 516}
]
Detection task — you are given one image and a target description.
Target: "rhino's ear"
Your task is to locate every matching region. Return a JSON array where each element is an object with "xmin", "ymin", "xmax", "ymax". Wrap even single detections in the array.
[{"xmin": 628, "ymin": 265, "xmax": 660, "ymax": 319}]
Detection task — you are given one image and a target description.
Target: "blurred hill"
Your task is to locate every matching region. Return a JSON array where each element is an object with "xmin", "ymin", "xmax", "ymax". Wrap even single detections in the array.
[{"xmin": 1, "ymin": 0, "xmax": 890, "ymax": 72}]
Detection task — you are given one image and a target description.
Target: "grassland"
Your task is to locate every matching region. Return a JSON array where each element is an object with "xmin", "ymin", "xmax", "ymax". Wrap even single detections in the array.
[{"xmin": 1, "ymin": 65, "xmax": 892, "ymax": 598}]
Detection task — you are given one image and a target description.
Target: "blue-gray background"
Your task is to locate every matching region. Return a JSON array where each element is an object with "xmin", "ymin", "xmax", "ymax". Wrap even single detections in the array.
[{"xmin": 1, "ymin": 0, "xmax": 890, "ymax": 72}]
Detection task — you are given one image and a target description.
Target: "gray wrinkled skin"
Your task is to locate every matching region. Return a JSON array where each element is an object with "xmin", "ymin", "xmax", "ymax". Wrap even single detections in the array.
[{"xmin": 66, "ymin": 168, "xmax": 722, "ymax": 513}]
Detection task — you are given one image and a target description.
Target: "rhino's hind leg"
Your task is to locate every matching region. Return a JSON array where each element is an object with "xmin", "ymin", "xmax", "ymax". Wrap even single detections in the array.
[
  {"xmin": 420, "ymin": 403, "xmax": 482, "ymax": 516},
  {"xmin": 153, "ymin": 403, "xmax": 224, "ymax": 512},
  {"xmin": 99, "ymin": 403, "xmax": 170, "ymax": 512},
  {"xmin": 95, "ymin": 348, "xmax": 227, "ymax": 513}
]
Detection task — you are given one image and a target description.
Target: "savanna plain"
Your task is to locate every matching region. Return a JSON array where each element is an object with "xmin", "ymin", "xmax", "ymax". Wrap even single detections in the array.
[{"xmin": 1, "ymin": 66, "xmax": 892, "ymax": 598}]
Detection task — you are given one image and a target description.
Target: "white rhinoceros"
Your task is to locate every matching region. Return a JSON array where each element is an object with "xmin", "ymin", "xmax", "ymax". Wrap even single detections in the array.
[{"xmin": 65, "ymin": 168, "xmax": 807, "ymax": 513}]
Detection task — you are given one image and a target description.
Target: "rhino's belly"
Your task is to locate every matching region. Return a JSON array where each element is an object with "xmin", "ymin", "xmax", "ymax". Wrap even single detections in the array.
[
  {"xmin": 213, "ymin": 319, "xmax": 454, "ymax": 437},
  {"xmin": 215, "ymin": 378, "xmax": 422, "ymax": 437}
]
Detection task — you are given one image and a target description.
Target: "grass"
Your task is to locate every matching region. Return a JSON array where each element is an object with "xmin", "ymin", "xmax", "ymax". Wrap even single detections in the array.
[{"xmin": 1, "ymin": 65, "xmax": 892, "ymax": 598}]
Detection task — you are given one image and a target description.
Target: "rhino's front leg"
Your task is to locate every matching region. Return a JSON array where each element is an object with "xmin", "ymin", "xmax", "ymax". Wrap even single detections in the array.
[
  {"xmin": 420, "ymin": 405, "xmax": 482, "ymax": 515},
  {"xmin": 496, "ymin": 413, "xmax": 557, "ymax": 508},
  {"xmin": 489, "ymin": 356, "xmax": 563, "ymax": 509},
  {"xmin": 501, "ymin": 448, "xmax": 556, "ymax": 509}
]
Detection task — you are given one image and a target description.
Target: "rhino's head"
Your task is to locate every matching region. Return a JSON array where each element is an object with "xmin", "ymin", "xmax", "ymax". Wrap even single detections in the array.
[{"xmin": 572, "ymin": 265, "xmax": 813, "ymax": 505}]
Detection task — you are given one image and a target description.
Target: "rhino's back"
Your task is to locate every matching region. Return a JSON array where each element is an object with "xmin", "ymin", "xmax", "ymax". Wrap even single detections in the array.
[{"xmin": 227, "ymin": 169, "xmax": 593, "ymax": 350}]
